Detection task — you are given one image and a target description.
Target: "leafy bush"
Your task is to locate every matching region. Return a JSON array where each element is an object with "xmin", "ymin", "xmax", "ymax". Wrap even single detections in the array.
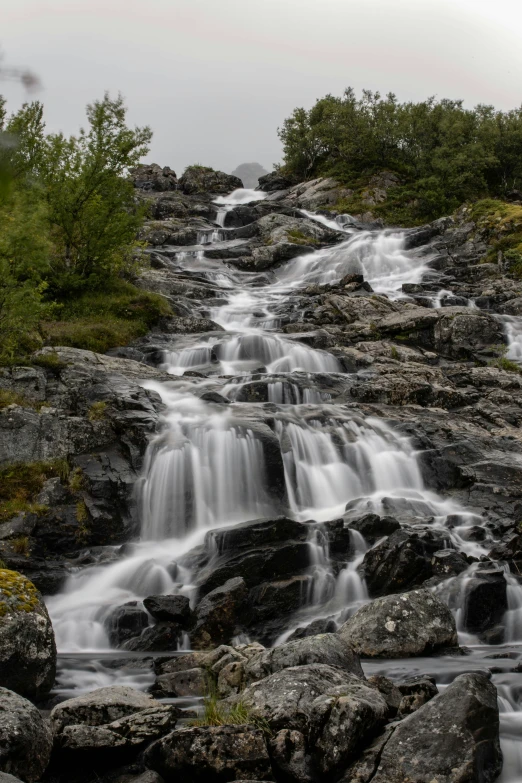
[{"xmin": 280, "ymin": 88, "xmax": 522, "ymax": 222}]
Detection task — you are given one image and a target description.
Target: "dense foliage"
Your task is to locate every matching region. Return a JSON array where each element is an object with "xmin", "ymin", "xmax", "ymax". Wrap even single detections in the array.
[
  {"xmin": 0, "ymin": 93, "xmax": 168, "ymax": 362},
  {"xmin": 279, "ymin": 88, "xmax": 522, "ymax": 222}
]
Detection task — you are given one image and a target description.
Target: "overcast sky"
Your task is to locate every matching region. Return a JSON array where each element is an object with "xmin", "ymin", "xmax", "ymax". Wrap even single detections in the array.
[{"xmin": 3, "ymin": 0, "xmax": 522, "ymax": 175}]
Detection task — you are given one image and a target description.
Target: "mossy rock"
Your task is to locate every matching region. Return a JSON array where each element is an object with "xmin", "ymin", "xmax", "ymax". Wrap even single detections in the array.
[{"xmin": 0, "ymin": 569, "xmax": 56, "ymax": 699}]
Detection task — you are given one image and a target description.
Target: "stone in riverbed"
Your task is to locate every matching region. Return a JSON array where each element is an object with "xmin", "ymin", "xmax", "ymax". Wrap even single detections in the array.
[
  {"xmin": 104, "ymin": 602, "xmax": 149, "ymax": 646},
  {"xmin": 336, "ymin": 588, "xmax": 457, "ymax": 657},
  {"xmin": 462, "ymin": 567, "xmax": 508, "ymax": 637},
  {"xmin": 50, "ymin": 686, "xmax": 159, "ymax": 734},
  {"xmin": 341, "ymin": 672, "xmax": 502, "ymax": 783},
  {"xmin": 0, "ymin": 568, "xmax": 56, "ymax": 699},
  {"xmin": 243, "ymin": 633, "xmax": 364, "ymax": 684},
  {"xmin": 190, "ymin": 577, "xmax": 248, "ymax": 650},
  {"xmin": 143, "ymin": 594, "xmax": 192, "ymax": 626},
  {"xmin": 360, "ymin": 527, "xmax": 451, "ymax": 596},
  {"xmin": 143, "ymin": 725, "xmax": 273, "ymax": 782},
  {"xmin": 234, "ymin": 664, "xmax": 388, "ymax": 778},
  {"xmin": 0, "ymin": 687, "xmax": 53, "ymax": 783},
  {"xmin": 154, "ymin": 668, "xmax": 206, "ymax": 698},
  {"xmin": 55, "ymin": 705, "xmax": 179, "ymax": 766}
]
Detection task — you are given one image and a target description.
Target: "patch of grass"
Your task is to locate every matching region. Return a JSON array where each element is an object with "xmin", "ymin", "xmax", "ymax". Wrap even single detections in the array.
[
  {"xmin": 0, "ymin": 460, "xmax": 68, "ymax": 523},
  {"xmin": 286, "ymin": 229, "xmax": 319, "ymax": 246},
  {"xmin": 11, "ymin": 536, "xmax": 30, "ymax": 556},
  {"xmin": 76, "ymin": 500, "xmax": 89, "ymax": 524},
  {"xmin": 31, "ymin": 351, "xmax": 69, "ymax": 373},
  {"xmin": 0, "ymin": 390, "xmax": 31, "ymax": 410},
  {"xmin": 88, "ymin": 401, "xmax": 108, "ymax": 421},
  {"xmin": 68, "ymin": 467, "xmax": 85, "ymax": 493},
  {"xmin": 42, "ymin": 280, "xmax": 171, "ymax": 354},
  {"xmin": 190, "ymin": 692, "xmax": 272, "ymax": 735},
  {"xmin": 0, "ymin": 389, "xmax": 48, "ymax": 412}
]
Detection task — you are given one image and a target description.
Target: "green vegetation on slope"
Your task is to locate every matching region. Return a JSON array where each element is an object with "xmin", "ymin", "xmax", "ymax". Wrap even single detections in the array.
[
  {"xmin": 0, "ymin": 92, "xmax": 169, "ymax": 363},
  {"xmin": 279, "ymin": 88, "xmax": 522, "ymax": 224}
]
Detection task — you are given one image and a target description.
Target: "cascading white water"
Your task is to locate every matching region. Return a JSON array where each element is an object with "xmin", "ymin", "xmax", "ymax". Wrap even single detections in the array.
[
  {"xmin": 501, "ymin": 315, "xmax": 522, "ymax": 363},
  {"xmin": 275, "ymin": 230, "xmax": 430, "ymax": 297},
  {"xmin": 46, "ymin": 187, "xmax": 522, "ymax": 779}
]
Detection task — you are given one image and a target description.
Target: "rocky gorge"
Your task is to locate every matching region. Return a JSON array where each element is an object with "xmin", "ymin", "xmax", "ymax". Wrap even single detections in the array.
[{"xmin": 1, "ymin": 163, "xmax": 522, "ymax": 782}]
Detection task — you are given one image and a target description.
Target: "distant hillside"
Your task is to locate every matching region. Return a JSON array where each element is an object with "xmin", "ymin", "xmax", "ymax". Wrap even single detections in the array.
[{"xmin": 230, "ymin": 162, "xmax": 269, "ymax": 189}]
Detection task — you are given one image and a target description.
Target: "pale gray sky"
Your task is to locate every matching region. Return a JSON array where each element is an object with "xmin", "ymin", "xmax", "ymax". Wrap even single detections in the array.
[{"xmin": 3, "ymin": 0, "xmax": 522, "ymax": 174}]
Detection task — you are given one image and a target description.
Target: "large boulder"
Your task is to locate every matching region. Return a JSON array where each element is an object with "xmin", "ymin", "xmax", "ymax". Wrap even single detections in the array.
[
  {"xmin": 235, "ymin": 664, "xmax": 388, "ymax": 778},
  {"xmin": 0, "ymin": 569, "xmax": 56, "ymax": 699},
  {"xmin": 54, "ymin": 705, "xmax": 179, "ymax": 767},
  {"xmin": 144, "ymin": 725, "xmax": 273, "ymax": 782},
  {"xmin": 341, "ymin": 672, "xmax": 502, "ymax": 783},
  {"xmin": 143, "ymin": 594, "xmax": 192, "ymax": 626},
  {"xmin": 244, "ymin": 633, "xmax": 364, "ymax": 684},
  {"xmin": 191, "ymin": 577, "xmax": 248, "ymax": 650},
  {"xmin": 104, "ymin": 602, "xmax": 149, "ymax": 646},
  {"xmin": 337, "ymin": 589, "xmax": 458, "ymax": 657},
  {"xmin": 50, "ymin": 686, "xmax": 159, "ymax": 734},
  {"xmin": 179, "ymin": 166, "xmax": 242, "ymax": 195},
  {"xmin": 130, "ymin": 163, "xmax": 178, "ymax": 191},
  {"xmin": 462, "ymin": 567, "xmax": 508, "ymax": 637},
  {"xmin": 0, "ymin": 688, "xmax": 53, "ymax": 783},
  {"xmin": 360, "ymin": 528, "xmax": 451, "ymax": 596}
]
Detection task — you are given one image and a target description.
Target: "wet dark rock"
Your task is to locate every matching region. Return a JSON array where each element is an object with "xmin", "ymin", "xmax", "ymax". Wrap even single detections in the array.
[
  {"xmin": 462, "ymin": 568, "xmax": 508, "ymax": 637},
  {"xmin": 346, "ymin": 513, "xmax": 401, "ymax": 542},
  {"xmin": 191, "ymin": 577, "xmax": 248, "ymax": 649},
  {"xmin": 0, "ymin": 569, "xmax": 57, "ymax": 699},
  {"xmin": 397, "ymin": 674, "xmax": 438, "ymax": 715},
  {"xmin": 0, "ymin": 687, "xmax": 53, "ymax": 782},
  {"xmin": 337, "ymin": 589, "xmax": 458, "ymax": 657},
  {"xmin": 257, "ymin": 171, "xmax": 295, "ymax": 192},
  {"xmin": 199, "ymin": 391, "xmax": 231, "ymax": 404},
  {"xmin": 286, "ymin": 618, "xmax": 337, "ymax": 641},
  {"xmin": 159, "ymin": 316, "xmax": 224, "ymax": 334},
  {"xmin": 196, "ymin": 541, "xmax": 311, "ymax": 597},
  {"xmin": 360, "ymin": 527, "xmax": 452, "ymax": 596},
  {"xmin": 246, "ymin": 575, "xmax": 313, "ymax": 642},
  {"xmin": 143, "ymin": 595, "xmax": 192, "ymax": 626},
  {"xmin": 144, "ymin": 725, "xmax": 273, "ymax": 782},
  {"xmin": 122, "ymin": 623, "xmax": 183, "ymax": 652},
  {"xmin": 431, "ymin": 549, "xmax": 470, "ymax": 576},
  {"xmin": 207, "ymin": 517, "xmax": 307, "ymax": 555},
  {"xmin": 105, "ymin": 603, "xmax": 149, "ymax": 647},
  {"xmin": 244, "ymin": 633, "xmax": 364, "ymax": 684},
  {"xmin": 341, "ymin": 672, "xmax": 501, "ymax": 783}
]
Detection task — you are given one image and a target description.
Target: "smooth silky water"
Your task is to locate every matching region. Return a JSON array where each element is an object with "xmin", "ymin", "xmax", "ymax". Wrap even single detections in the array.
[{"xmin": 46, "ymin": 190, "xmax": 522, "ymax": 779}]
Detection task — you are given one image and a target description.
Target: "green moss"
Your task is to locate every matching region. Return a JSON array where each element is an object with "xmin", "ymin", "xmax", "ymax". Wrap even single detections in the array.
[
  {"xmin": 76, "ymin": 500, "xmax": 89, "ymax": 524},
  {"xmin": 0, "ymin": 459, "xmax": 68, "ymax": 523},
  {"xmin": 286, "ymin": 229, "xmax": 319, "ymax": 246},
  {"xmin": 68, "ymin": 467, "xmax": 85, "ymax": 493},
  {"xmin": 0, "ymin": 568, "xmax": 39, "ymax": 616},
  {"xmin": 390, "ymin": 346, "xmax": 400, "ymax": 360},
  {"xmin": 88, "ymin": 401, "xmax": 108, "ymax": 421},
  {"xmin": 42, "ymin": 280, "xmax": 171, "ymax": 354}
]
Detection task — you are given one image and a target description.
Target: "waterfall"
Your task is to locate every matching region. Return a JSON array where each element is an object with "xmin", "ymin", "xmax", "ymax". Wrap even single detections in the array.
[
  {"xmin": 275, "ymin": 230, "xmax": 430, "ymax": 297},
  {"xmin": 46, "ymin": 184, "xmax": 522, "ymax": 783}
]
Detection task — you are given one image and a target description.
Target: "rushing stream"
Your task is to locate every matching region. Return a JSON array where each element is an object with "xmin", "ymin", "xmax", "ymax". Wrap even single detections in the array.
[{"xmin": 46, "ymin": 188, "xmax": 522, "ymax": 781}]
